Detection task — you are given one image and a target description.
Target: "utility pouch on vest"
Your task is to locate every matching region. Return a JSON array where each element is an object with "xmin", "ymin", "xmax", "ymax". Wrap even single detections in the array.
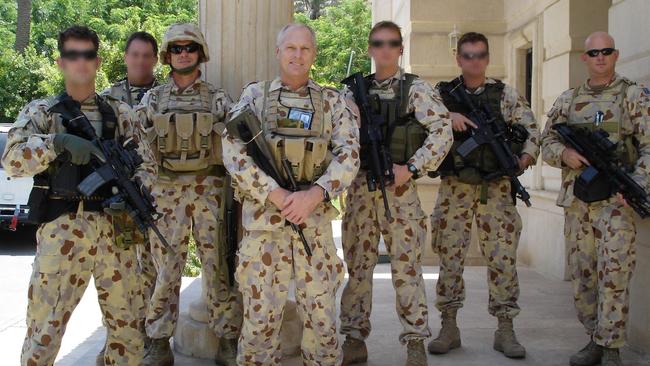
[
  {"xmin": 574, "ymin": 166, "xmax": 613, "ymax": 203},
  {"xmin": 113, "ymin": 212, "xmax": 146, "ymax": 249},
  {"xmin": 304, "ymin": 137, "xmax": 329, "ymax": 182},
  {"xmin": 153, "ymin": 113, "xmax": 174, "ymax": 153},
  {"xmin": 389, "ymin": 118, "xmax": 428, "ymax": 164},
  {"xmin": 284, "ymin": 138, "xmax": 306, "ymax": 182}
]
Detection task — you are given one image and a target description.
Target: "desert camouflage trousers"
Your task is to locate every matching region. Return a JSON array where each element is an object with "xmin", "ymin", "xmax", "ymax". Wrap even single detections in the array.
[
  {"xmin": 22, "ymin": 211, "xmax": 143, "ymax": 366},
  {"xmin": 431, "ymin": 176, "xmax": 522, "ymax": 319},
  {"xmin": 236, "ymin": 224, "xmax": 344, "ymax": 366},
  {"xmin": 146, "ymin": 175, "xmax": 242, "ymax": 340},
  {"xmin": 340, "ymin": 173, "xmax": 431, "ymax": 343},
  {"xmin": 565, "ymin": 196, "xmax": 636, "ymax": 348}
]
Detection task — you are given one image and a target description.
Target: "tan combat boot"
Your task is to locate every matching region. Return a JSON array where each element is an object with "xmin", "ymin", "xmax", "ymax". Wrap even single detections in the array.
[
  {"xmin": 570, "ymin": 340, "xmax": 602, "ymax": 366},
  {"xmin": 427, "ymin": 309, "xmax": 461, "ymax": 354},
  {"xmin": 95, "ymin": 345, "xmax": 105, "ymax": 366},
  {"xmin": 142, "ymin": 338, "xmax": 174, "ymax": 366},
  {"xmin": 341, "ymin": 335, "xmax": 368, "ymax": 365},
  {"xmin": 405, "ymin": 339, "xmax": 427, "ymax": 366},
  {"xmin": 215, "ymin": 337, "xmax": 238, "ymax": 366},
  {"xmin": 601, "ymin": 347, "xmax": 623, "ymax": 366},
  {"xmin": 493, "ymin": 317, "xmax": 526, "ymax": 358}
]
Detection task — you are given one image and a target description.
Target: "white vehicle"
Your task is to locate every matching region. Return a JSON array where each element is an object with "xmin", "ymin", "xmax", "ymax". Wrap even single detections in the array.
[{"xmin": 0, "ymin": 124, "xmax": 33, "ymax": 230}]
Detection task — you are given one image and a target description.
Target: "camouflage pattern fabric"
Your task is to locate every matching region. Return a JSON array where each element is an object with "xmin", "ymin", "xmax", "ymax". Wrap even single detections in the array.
[
  {"xmin": 222, "ymin": 78, "xmax": 360, "ymax": 365},
  {"xmin": 339, "ymin": 70, "xmax": 453, "ymax": 343}
]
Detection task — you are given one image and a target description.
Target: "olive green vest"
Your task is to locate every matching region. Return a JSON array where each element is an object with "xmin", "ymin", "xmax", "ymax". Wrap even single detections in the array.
[
  {"xmin": 359, "ymin": 73, "xmax": 428, "ymax": 167},
  {"xmin": 436, "ymin": 78, "xmax": 526, "ymax": 185}
]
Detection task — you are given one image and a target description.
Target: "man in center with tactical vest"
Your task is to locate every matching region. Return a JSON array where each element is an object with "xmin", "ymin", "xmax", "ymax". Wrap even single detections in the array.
[
  {"xmin": 428, "ymin": 32, "xmax": 540, "ymax": 359},
  {"xmin": 338, "ymin": 21, "xmax": 453, "ymax": 366},
  {"xmin": 222, "ymin": 23, "xmax": 359, "ymax": 365},
  {"xmin": 137, "ymin": 23, "xmax": 242, "ymax": 366}
]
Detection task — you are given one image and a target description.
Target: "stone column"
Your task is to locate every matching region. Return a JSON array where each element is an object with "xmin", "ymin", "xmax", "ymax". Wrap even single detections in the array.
[{"xmin": 173, "ymin": 0, "xmax": 302, "ymax": 359}]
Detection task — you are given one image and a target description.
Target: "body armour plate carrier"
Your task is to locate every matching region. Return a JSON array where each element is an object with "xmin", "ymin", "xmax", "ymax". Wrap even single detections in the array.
[
  {"xmin": 435, "ymin": 78, "xmax": 526, "ymax": 184},
  {"xmin": 261, "ymin": 81, "xmax": 331, "ymax": 185},
  {"xmin": 358, "ymin": 73, "xmax": 428, "ymax": 168},
  {"xmin": 150, "ymin": 82, "xmax": 224, "ymax": 174},
  {"xmin": 27, "ymin": 94, "xmax": 117, "ymax": 224}
]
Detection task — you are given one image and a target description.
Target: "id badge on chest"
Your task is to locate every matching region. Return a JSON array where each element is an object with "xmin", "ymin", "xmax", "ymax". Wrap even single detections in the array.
[{"xmin": 288, "ymin": 108, "xmax": 314, "ymax": 130}]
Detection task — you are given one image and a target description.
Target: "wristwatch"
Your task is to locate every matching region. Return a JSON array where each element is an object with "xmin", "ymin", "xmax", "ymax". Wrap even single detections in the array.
[{"xmin": 406, "ymin": 163, "xmax": 420, "ymax": 179}]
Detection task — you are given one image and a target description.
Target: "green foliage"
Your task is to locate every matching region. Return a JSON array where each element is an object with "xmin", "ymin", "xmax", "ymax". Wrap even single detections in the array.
[
  {"xmin": 183, "ymin": 236, "xmax": 202, "ymax": 277},
  {"xmin": 296, "ymin": 0, "xmax": 371, "ymax": 86},
  {"xmin": 0, "ymin": 0, "xmax": 197, "ymax": 123}
]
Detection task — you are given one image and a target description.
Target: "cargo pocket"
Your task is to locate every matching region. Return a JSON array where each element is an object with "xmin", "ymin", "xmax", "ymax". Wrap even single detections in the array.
[
  {"xmin": 303, "ymin": 137, "xmax": 328, "ymax": 182},
  {"xmin": 31, "ymin": 254, "xmax": 63, "ymax": 308}
]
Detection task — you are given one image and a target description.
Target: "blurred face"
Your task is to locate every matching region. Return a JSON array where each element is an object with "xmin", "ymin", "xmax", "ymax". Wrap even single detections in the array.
[
  {"xmin": 581, "ymin": 35, "xmax": 618, "ymax": 78},
  {"xmin": 125, "ymin": 39, "xmax": 158, "ymax": 81},
  {"xmin": 166, "ymin": 40, "xmax": 200, "ymax": 71},
  {"xmin": 456, "ymin": 41, "xmax": 489, "ymax": 78},
  {"xmin": 56, "ymin": 38, "xmax": 101, "ymax": 86},
  {"xmin": 276, "ymin": 27, "xmax": 316, "ymax": 79},
  {"xmin": 368, "ymin": 28, "xmax": 402, "ymax": 70}
]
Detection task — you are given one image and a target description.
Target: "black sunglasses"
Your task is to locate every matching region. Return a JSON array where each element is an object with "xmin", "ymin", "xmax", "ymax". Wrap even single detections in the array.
[
  {"xmin": 459, "ymin": 51, "xmax": 489, "ymax": 61},
  {"xmin": 169, "ymin": 43, "xmax": 200, "ymax": 55},
  {"xmin": 60, "ymin": 49, "xmax": 98, "ymax": 61},
  {"xmin": 585, "ymin": 48, "xmax": 616, "ymax": 57},
  {"xmin": 369, "ymin": 39, "xmax": 402, "ymax": 49}
]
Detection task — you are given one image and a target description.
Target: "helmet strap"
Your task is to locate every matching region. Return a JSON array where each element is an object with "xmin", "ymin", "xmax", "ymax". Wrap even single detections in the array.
[{"xmin": 171, "ymin": 60, "xmax": 200, "ymax": 75}]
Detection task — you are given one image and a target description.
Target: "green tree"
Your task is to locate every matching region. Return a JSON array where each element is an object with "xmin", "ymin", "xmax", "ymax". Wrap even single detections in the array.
[
  {"xmin": 296, "ymin": 0, "xmax": 371, "ymax": 87},
  {"xmin": 0, "ymin": 0, "xmax": 198, "ymax": 123}
]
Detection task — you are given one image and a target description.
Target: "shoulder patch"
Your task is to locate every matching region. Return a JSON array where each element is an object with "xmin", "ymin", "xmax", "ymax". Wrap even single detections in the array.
[{"xmin": 643, "ymin": 87, "xmax": 650, "ymax": 95}]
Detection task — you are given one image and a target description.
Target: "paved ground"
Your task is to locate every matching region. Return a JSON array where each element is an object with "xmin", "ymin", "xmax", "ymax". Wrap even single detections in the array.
[{"xmin": 1, "ymin": 226, "xmax": 648, "ymax": 366}]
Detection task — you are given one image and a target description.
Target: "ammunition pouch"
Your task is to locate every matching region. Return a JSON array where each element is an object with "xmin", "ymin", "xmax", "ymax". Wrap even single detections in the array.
[
  {"xmin": 388, "ymin": 117, "xmax": 428, "ymax": 164},
  {"xmin": 112, "ymin": 212, "xmax": 146, "ymax": 249},
  {"xmin": 574, "ymin": 166, "xmax": 614, "ymax": 203},
  {"xmin": 150, "ymin": 112, "xmax": 223, "ymax": 173},
  {"xmin": 267, "ymin": 135, "xmax": 330, "ymax": 184}
]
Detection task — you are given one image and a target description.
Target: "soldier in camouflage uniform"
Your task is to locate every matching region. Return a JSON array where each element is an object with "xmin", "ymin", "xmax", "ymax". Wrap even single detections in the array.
[
  {"xmin": 101, "ymin": 32, "xmax": 160, "ymax": 106},
  {"xmin": 137, "ymin": 23, "xmax": 242, "ymax": 366},
  {"xmin": 428, "ymin": 32, "xmax": 539, "ymax": 359},
  {"xmin": 222, "ymin": 23, "xmax": 359, "ymax": 366},
  {"xmin": 1, "ymin": 26, "xmax": 156, "ymax": 366},
  {"xmin": 97, "ymin": 30, "xmax": 160, "ymax": 364},
  {"xmin": 541, "ymin": 32, "xmax": 650, "ymax": 366},
  {"xmin": 339, "ymin": 21, "xmax": 453, "ymax": 366}
]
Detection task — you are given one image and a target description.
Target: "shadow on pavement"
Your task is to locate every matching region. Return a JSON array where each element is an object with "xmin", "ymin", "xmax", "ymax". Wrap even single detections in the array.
[{"xmin": 0, "ymin": 226, "xmax": 36, "ymax": 256}]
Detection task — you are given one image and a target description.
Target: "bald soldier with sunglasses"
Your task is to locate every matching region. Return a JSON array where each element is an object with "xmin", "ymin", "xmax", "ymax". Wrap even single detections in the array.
[
  {"xmin": 137, "ymin": 23, "xmax": 242, "ymax": 366},
  {"xmin": 428, "ymin": 32, "xmax": 539, "ymax": 360},
  {"xmin": 541, "ymin": 31, "xmax": 650, "ymax": 366}
]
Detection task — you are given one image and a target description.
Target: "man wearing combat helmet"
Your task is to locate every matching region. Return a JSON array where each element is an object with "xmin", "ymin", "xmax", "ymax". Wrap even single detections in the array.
[{"xmin": 138, "ymin": 22, "xmax": 242, "ymax": 366}]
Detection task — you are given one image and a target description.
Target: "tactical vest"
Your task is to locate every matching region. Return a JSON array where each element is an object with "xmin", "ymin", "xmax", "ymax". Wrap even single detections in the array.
[
  {"xmin": 116, "ymin": 78, "xmax": 157, "ymax": 107},
  {"xmin": 27, "ymin": 94, "xmax": 117, "ymax": 224},
  {"xmin": 435, "ymin": 78, "xmax": 526, "ymax": 184},
  {"xmin": 150, "ymin": 82, "xmax": 224, "ymax": 175},
  {"xmin": 567, "ymin": 79, "xmax": 638, "ymax": 202},
  {"xmin": 567, "ymin": 80, "xmax": 637, "ymax": 166},
  {"xmin": 261, "ymin": 81, "xmax": 331, "ymax": 185},
  {"xmin": 359, "ymin": 73, "xmax": 428, "ymax": 168}
]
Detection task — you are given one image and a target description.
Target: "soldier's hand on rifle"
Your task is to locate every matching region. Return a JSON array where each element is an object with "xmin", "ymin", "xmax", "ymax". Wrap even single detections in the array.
[
  {"xmin": 450, "ymin": 112, "xmax": 478, "ymax": 132},
  {"xmin": 561, "ymin": 147, "xmax": 590, "ymax": 169},
  {"xmin": 268, "ymin": 187, "xmax": 291, "ymax": 211},
  {"xmin": 53, "ymin": 133, "xmax": 106, "ymax": 165},
  {"xmin": 281, "ymin": 186, "xmax": 324, "ymax": 225},
  {"xmin": 389, "ymin": 164, "xmax": 412, "ymax": 190},
  {"xmin": 518, "ymin": 153, "xmax": 534, "ymax": 172}
]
